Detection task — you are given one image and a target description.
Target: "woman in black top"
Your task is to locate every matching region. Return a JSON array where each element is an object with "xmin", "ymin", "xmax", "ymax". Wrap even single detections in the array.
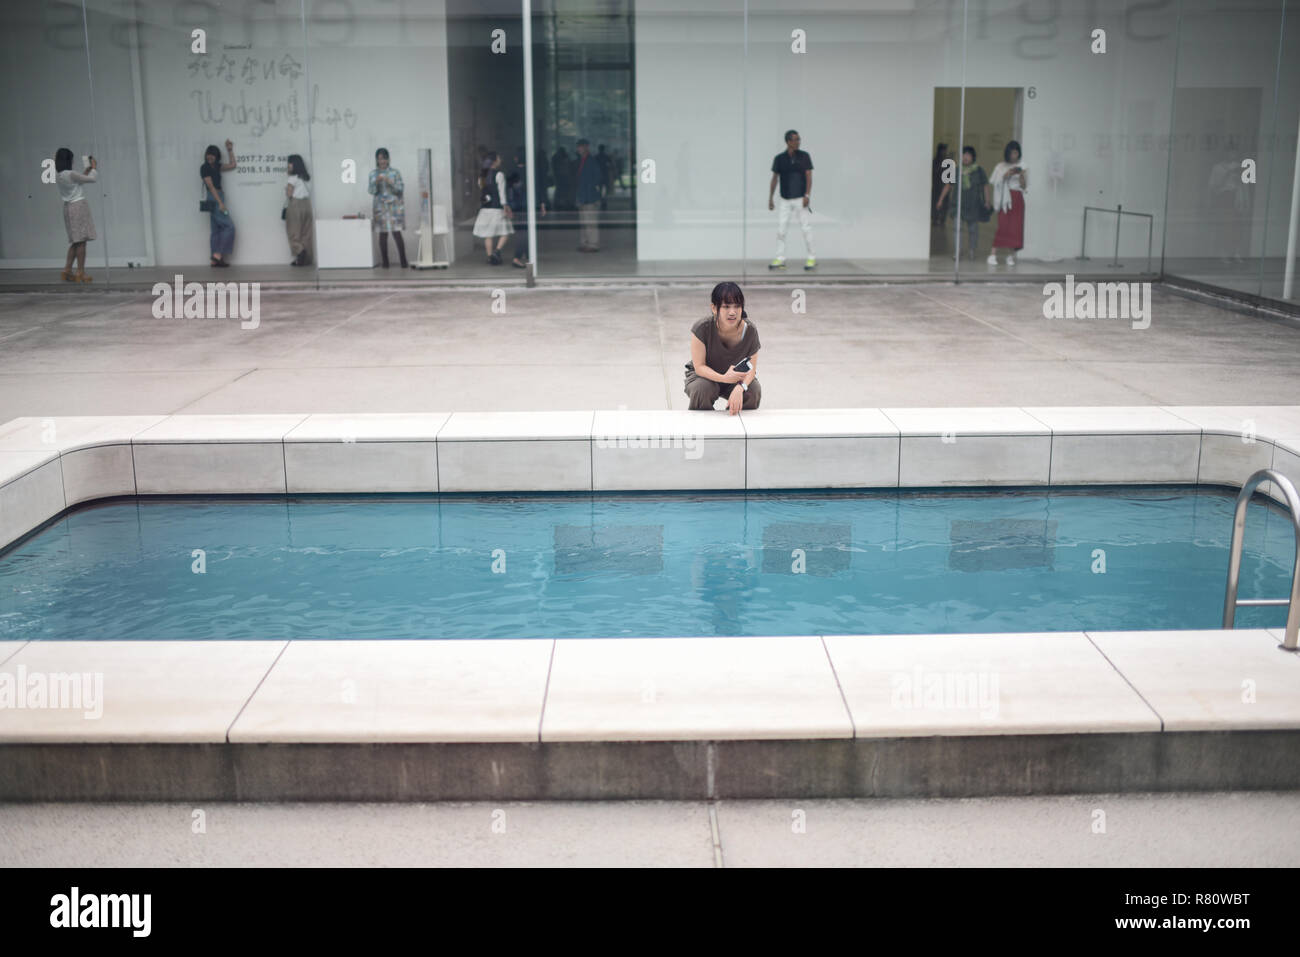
[{"xmin": 201, "ymin": 140, "xmax": 237, "ymax": 266}]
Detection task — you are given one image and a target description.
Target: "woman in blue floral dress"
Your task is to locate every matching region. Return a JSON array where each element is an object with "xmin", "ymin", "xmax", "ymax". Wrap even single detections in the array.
[{"xmin": 369, "ymin": 147, "xmax": 408, "ymax": 268}]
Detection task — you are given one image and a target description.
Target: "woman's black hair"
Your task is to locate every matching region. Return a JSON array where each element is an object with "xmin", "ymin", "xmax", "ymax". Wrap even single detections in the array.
[
  {"xmin": 375, "ymin": 147, "xmax": 390, "ymax": 162},
  {"xmin": 711, "ymin": 281, "xmax": 747, "ymax": 320},
  {"xmin": 287, "ymin": 154, "xmax": 310, "ymax": 181},
  {"xmin": 1004, "ymin": 140, "xmax": 1022, "ymax": 162},
  {"xmin": 55, "ymin": 148, "xmax": 74, "ymax": 173},
  {"xmin": 204, "ymin": 144, "xmax": 222, "ymax": 164},
  {"xmin": 479, "ymin": 151, "xmax": 499, "ymax": 188},
  {"xmin": 963, "ymin": 145, "xmax": 976, "ymax": 161}
]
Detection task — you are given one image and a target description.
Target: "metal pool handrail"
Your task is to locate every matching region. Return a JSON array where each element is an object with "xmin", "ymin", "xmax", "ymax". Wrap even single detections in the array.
[{"xmin": 1223, "ymin": 468, "xmax": 1300, "ymax": 650}]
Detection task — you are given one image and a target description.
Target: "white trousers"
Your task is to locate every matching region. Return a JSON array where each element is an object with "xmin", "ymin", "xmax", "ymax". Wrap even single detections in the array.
[{"xmin": 774, "ymin": 196, "xmax": 814, "ymax": 260}]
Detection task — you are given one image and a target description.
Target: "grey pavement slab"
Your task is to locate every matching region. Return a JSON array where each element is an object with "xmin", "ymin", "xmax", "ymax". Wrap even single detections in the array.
[
  {"xmin": 0, "ymin": 800, "xmax": 716, "ymax": 868},
  {"xmin": 2, "ymin": 791, "xmax": 1297, "ymax": 867},
  {"xmin": 715, "ymin": 791, "xmax": 1300, "ymax": 867},
  {"xmin": 0, "ymin": 282, "xmax": 1296, "ymax": 420}
]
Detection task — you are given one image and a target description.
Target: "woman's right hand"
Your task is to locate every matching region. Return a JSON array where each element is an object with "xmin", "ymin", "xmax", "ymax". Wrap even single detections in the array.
[{"xmin": 723, "ymin": 366, "xmax": 745, "ymax": 384}]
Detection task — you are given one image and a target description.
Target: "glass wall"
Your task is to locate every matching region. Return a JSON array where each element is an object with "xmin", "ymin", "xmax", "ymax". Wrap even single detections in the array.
[
  {"xmin": 2, "ymin": 3, "xmax": 98, "ymax": 279},
  {"xmin": 1163, "ymin": 0, "xmax": 1291, "ymax": 301},
  {"xmin": 2, "ymin": 0, "xmax": 1296, "ymax": 308},
  {"xmin": 959, "ymin": 0, "xmax": 1178, "ymax": 280},
  {"xmin": 744, "ymin": 0, "xmax": 963, "ymax": 278}
]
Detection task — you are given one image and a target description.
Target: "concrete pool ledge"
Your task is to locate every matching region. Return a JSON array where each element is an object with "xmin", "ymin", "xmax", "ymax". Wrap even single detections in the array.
[
  {"xmin": 3, "ymin": 629, "xmax": 1300, "ymax": 800},
  {"xmin": 1, "ymin": 406, "xmax": 1298, "ymax": 550},
  {"xmin": 2, "ymin": 407, "xmax": 1298, "ymax": 798}
]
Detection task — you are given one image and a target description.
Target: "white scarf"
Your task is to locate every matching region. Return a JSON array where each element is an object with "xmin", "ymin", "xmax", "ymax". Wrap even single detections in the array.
[{"xmin": 990, "ymin": 161, "xmax": 1027, "ymax": 212}]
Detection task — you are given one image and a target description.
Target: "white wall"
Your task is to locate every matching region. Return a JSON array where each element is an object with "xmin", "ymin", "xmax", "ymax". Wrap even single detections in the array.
[
  {"xmin": 135, "ymin": 0, "xmax": 455, "ymax": 266},
  {"xmin": 636, "ymin": 0, "xmax": 1187, "ymax": 263}
]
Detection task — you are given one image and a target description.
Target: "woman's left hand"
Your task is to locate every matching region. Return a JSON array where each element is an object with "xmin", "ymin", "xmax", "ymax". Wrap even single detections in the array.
[{"xmin": 727, "ymin": 387, "xmax": 744, "ymax": 415}]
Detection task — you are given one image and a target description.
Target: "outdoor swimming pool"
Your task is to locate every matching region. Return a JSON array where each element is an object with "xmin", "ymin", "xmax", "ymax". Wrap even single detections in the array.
[{"xmin": 0, "ymin": 486, "xmax": 1292, "ymax": 640}]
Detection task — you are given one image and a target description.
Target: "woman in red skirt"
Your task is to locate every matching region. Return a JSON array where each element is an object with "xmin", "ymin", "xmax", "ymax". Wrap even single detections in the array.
[{"xmin": 988, "ymin": 140, "xmax": 1027, "ymax": 266}]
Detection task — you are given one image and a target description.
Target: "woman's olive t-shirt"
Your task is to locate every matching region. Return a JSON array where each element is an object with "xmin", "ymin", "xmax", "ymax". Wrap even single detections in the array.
[{"xmin": 688, "ymin": 315, "xmax": 761, "ymax": 376}]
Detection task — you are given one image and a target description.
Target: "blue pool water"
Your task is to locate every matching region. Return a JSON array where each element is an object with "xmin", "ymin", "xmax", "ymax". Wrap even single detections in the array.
[{"xmin": 0, "ymin": 487, "xmax": 1292, "ymax": 640}]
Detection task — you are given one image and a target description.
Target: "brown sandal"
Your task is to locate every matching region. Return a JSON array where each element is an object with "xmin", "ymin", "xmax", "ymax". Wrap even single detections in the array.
[
  {"xmin": 60, "ymin": 269, "xmax": 74, "ymax": 282},
  {"xmin": 75, "ymin": 272, "xmax": 93, "ymax": 283}
]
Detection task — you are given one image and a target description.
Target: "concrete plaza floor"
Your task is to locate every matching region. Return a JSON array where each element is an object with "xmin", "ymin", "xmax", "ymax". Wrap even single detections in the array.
[
  {"xmin": 0, "ymin": 281, "xmax": 1297, "ymax": 420},
  {"xmin": 3, "ymin": 281, "xmax": 1298, "ymax": 866},
  {"xmin": 2, "ymin": 791, "xmax": 1298, "ymax": 867}
]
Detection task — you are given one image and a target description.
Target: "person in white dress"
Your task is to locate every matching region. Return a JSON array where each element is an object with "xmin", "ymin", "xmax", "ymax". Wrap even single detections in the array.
[{"xmin": 472, "ymin": 152, "xmax": 513, "ymax": 265}]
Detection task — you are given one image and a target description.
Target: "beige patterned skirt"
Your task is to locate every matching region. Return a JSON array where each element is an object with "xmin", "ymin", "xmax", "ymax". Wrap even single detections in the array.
[{"xmin": 63, "ymin": 199, "xmax": 97, "ymax": 243}]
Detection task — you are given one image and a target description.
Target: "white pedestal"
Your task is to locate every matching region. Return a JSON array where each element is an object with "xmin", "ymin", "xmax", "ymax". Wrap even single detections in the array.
[{"xmin": 315, "ymin": 219, "xmax": 374, "ymax": 268}]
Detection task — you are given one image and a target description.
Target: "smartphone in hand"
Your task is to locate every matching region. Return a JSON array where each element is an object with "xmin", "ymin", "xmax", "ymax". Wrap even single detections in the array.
[{"xmin": 733, "ymin": 356, "xmax": 751, "ymax": 373}]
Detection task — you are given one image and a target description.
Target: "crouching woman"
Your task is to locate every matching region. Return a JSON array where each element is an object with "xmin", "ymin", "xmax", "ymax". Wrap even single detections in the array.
[{"xmin": 685, "ymin": 281, "xmax": 761, "ymax": 414}]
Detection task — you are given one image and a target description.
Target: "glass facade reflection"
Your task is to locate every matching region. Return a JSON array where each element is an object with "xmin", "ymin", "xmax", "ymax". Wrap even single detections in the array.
[{"xmin": 2, "ymin": 0, "xmax": 1297, "ymax": 307}]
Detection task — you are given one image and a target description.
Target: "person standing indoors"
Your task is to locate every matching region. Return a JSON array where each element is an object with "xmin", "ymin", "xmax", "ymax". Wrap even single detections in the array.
[
  {"xmin": 768, "ymin": 130, "xmax": 815, "ymax": 271},
  {"xmin": 936, "ymin": 146, "xmax": 991, "ymax": 260},
  {"xmin": 472, "ymin": 152, "xmax": 513, "ymax": 265},
  {"xmin": 550, "ymin": 147, "xmax": 571, "ymax": 210},
  {"xmin": 54, "ymin": 148, "xmax": 97, "ymax": 282},
  {"xmin": 988, "ymin": 140, "xmax": 1027, "ymax": 266},
  {"xmin": 596, "ymin": 144, "xmax": 612, "ymax": 210},
  {"xmin": 575, "ymin": 139, "xmax": 602, "ymax": 252},
  {"xmin": 283, "ymin": 154, "xmax": 314, "ymax": 266},
  {"xmin": 201, "ymin": 140, "xmax": 237, "ymax": 267},
  {"xmin": 369, "ymin": 148, "xmax": 408, "ymax": 269},
  {"xmin": 684, "ymin": 281, "xmax": 762, "ymax": 415},
  {"xmin": 506, "ymin": 158, "xmax": 546, "ymax": 269}
]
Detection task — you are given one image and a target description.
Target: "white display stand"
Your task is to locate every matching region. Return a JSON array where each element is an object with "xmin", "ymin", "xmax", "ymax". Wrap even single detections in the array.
[
  {"xmin": 413, "ymin": 147, "xmax": 450, "ymax": 269},
  {"xmin": 416, "ymin": 204, "xmax": 451, "ymax": 269},
  {"xmin": 315, "ymin": 219, "xmax": 374, "ymax": 268}
]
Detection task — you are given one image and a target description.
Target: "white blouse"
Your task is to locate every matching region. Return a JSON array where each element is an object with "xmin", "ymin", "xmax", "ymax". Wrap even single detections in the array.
[
  {"xmin": 56, "ymin": 168, "xmax": 96, "ymax": 204},
  {"xmin": 286, "ymin": 174, "xmax": 310, "ymax": 199}
]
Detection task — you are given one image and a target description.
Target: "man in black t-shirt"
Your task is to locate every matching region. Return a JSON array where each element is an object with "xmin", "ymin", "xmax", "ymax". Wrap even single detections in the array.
[{"xmin": 768, "ymin": 130, "xmax": 815, "ymax": 270}]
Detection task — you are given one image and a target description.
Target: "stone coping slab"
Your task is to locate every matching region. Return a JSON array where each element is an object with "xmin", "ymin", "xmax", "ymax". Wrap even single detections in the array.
[
  {"xmin": 2, "ymin": 405, "xmax": 1297, "ymax": 549},
  {"xmin": 1, "ymin": 630, "xmax": 1294, "ymax": 746}
]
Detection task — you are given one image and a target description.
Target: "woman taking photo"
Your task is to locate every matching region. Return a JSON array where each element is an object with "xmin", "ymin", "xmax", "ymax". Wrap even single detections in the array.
[
  {"xmin": 283, "ymin": 154, "xmax": 314, "ymax": 266},
  {"xmin": 55, "ymin": 148, "xmax": 97, "ymax": 282},
  {"xmin": 685, "ymin": 281, "xmax": 761, "ymax": 414},
  {"xmin": 201, "ymin": 140, "xmax": 237, "ymax": 267},
  {"xmin": 472, "ymin": 151, "xmax": 513, "ymax": 265},
  {"xmin": 988, "ymin": 140, "xmax": 1028, "ymax": 266},
  {"xmin": 369, "ymin": 147, "xmax": 408, "ymax": 269}
]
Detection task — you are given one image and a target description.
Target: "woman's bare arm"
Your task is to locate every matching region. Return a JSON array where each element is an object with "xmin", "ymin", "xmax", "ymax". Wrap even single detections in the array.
[
  {"xmin": 691, "ymin": 335, "xmax": 723, "ymax": 382},
  {"xmin": 203, "ymin": 175, "xmax": 225, "ymax": 210}
]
